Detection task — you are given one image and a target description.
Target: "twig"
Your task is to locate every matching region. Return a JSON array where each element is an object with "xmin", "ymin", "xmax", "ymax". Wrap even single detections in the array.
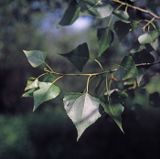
[
  {"xmin": 136, "ymin": 61, "xmax": 160, "ymax": 67},
  {"xmin": 112, "ymin": 0, "xmax": 160, "ymax": 20},
  {"xmin": 86, "ymin": 75, "xmax": 92, "ymax": 92},
  {"xmin": 94, "ymin": 59, "xmax": 104, "ymax": 70},
  {"xmin": 143, "ymin": 17, "xmax": 155, "ymax": 31}
]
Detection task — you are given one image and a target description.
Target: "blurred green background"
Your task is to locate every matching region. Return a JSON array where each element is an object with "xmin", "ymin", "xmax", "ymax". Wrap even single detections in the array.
[{"xmin": 0, "ymin": 0, "xmax": 160, "ymax": 159}]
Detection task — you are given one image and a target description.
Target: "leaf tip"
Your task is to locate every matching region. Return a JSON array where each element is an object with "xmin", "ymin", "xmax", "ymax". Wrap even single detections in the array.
[
  {"xmin": 33, "ymin": 106, "xmax": 36, "ymax": 112},
  {"xmin": 23, "ymin": 50, "xmax": 27, "ymax": 54}
]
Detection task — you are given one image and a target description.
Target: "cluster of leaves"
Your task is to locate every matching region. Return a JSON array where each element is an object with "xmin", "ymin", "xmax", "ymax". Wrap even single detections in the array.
[{"xmin": 22, "ymin": 0, "xmax": 160, "ymax": 140}]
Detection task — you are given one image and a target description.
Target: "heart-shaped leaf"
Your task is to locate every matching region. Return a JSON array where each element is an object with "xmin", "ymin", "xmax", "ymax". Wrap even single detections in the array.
[
  {"xmin": 61, "ymin": 43, "xmax": 89, "ymax": 71},
  {"xmin": 104, "ymin": 103, "xmax": 124, "ymax": 132},
  {"xmin": 63, "ymin": 93, "xmax": 101, "ymax": 140},
  {"xmin": 101, "ymin": 91, "xmax": 125, "ymax": 132},
  {"xmin": 33, "ymin": 82, "xmax": 60, "ymax": 111},
  {"xmin": 23, "ymin": 50, "xmax": 46, "ymax": 68},
  {"xmin": 114, "ymin": 21, "xmax": 131, "ymax": 40}
]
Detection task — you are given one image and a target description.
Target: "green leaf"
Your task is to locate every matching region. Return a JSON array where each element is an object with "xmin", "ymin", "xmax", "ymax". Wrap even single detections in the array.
[
  {"xmin": 61, "ymin": 43, "xmax": 89, "ymax": 71},
  {"xmin": 41, "ymin": 74, "xmax": 56, "ymax": 82},
  {"xmin": 23, "ymin": 50, "xmax": 46, "ymax": 68},
  {"xmin": 85, "ymin": 5, "xmax": 99, "ymax": 16},
  {"xmin": 145, "ymin": 75, "xmax": 160, "ymax": 94},
  {"xmin": 114, "ymin": 55, "xmax": 138, "ymax": 81},
  {"xmin": 131, "ymin": 20, "xmax": 141, "ymax": 31},
  {"xmin": 24, "ymin": 78, "xmax": 39, "ymax": 91},
  {"xmin": 138, "ymin": 30, "xmax": 160, "ymax": 44},
  {"xmin": 63, "ymin": 93, "xmax": 101, "ymax": 140},
  {"xmin": 97, "ymin": 4, "xmax": 113, "ymax": 18},
  {"xmin": 33, "ymin": 82, "xmax": 60, "ymax": 111},
  {"xmin": 113, "ymin": 10, "xmax": 130, "ymax": 23},
  {"xmin": 104, "ymin": 103, "xmax": 124, "ymax": 132},
  {"xmin": 97, "ymin": 27, "xmax": 114, "ymax": 56},
  {"xmin": 59, "ymin": 0, "xmax": 80, "ymax": 26},
  {"xmin": 22, "ymin": 88, "xmax": 36, "ymax": 97},
  {"xmin": 101, "ymin": 90, "xmax": 125, "ymax": 132},
  {"xmin": 22, "ymin": 78, "xmax": 39, "ymax": 97}
]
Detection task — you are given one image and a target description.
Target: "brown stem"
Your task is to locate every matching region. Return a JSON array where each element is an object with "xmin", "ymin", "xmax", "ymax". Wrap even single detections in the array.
[{"xmin": 112, "ymin": 0, "xmax": 160, "ymax": 20}]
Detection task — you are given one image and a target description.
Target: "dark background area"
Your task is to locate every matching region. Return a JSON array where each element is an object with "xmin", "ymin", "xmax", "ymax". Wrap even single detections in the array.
[{"xmin": 0, "ymin": 0, "xmax": 160, "ymax": 159}]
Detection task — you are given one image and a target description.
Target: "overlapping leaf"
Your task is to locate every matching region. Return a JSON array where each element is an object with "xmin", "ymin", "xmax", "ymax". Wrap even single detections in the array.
[
  {"xmin": 23, "ymin": 78, "xmax": 39, "ymax": 97},
  {"xmin": 33, "ymin": 82, "xmax": 60, "ymax": 111}
]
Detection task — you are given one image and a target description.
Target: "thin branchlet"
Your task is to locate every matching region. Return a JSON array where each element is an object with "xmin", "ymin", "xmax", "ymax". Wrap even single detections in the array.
[{"xmin": 112, "ymin": 0, "xmax": 160, "ymax": 20}]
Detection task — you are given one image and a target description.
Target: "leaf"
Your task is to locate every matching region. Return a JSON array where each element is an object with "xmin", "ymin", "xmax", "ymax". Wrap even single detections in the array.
[
  {"xmin": 22, "ymin": 88, "xmax": 36, "ymax": 97},
  {"xmin": 114, "ymin": 21, "xmax": 131, "ymax": 40},
  {"xmin": 132, "ymin": 49, "xmax": 155, "ymax": 65},
  {"xmin": 59, "ymin": 0, "xmax": 80, "ymax": 26},
  {"xmin": 131, "ymin": 20, "xmax": 141, "ymax": 31},
  {"xmin": 41, "ymin": 74, "xmax": 56, "ymax": 82},
  {"xmin": 84, "ymin": 5, "xmax": 99, "ymax": 16},
  {"xmin": 138, "ymin": 30, "xmax": 160, "ymax": 44},
  {"xmin": 97, "ymin": 27, "xmax": 114, "ymax": 56},
  {"xmin": 63, "ymin": 92, "xmax": 82, "ymax": 109},
  {"xmin": 97, "ymin": 4, "xmax": 113, "ymax": 18},
  {"xmin": 63, "ymin": 93, "xmax": 101, "ymax": 140},
  {"xmin": 114, "ymin": 55, "xmax": 138, "ymax": 81},
  {"xmin": 78, "ymin": 0, "xmax": 112, "ymax": 17},
  {"xmin": 101, "ymin": 91, "xmax": 125, "ymax": 132},
  {"xmin": 61, "ymin": 43, "xmax": 89, "ymax": 71},
  {"xmin": 145, "ymin": 75, "xmax": 160, "ymax": 94},
  {"xmin": 23, "ymin": 50, "xmax": 46, "ymax": 68},
  {"xmin": 105, "ymin": 103, "xmax": 124, "ymax": 132},
  {"xmin": 24, "ymin": 78, "xmax": 39, "ymax": 91},
  {"xmin": 33, "ymin": 82, "xmax": 60, "ymax": 111},
  {"xmin": 22, "ymin": 78, "xmax": 39, "ymax": 97},
  {"xmin": 113, "ymin": 10, "xmax": 130, "ymax": 23}
]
